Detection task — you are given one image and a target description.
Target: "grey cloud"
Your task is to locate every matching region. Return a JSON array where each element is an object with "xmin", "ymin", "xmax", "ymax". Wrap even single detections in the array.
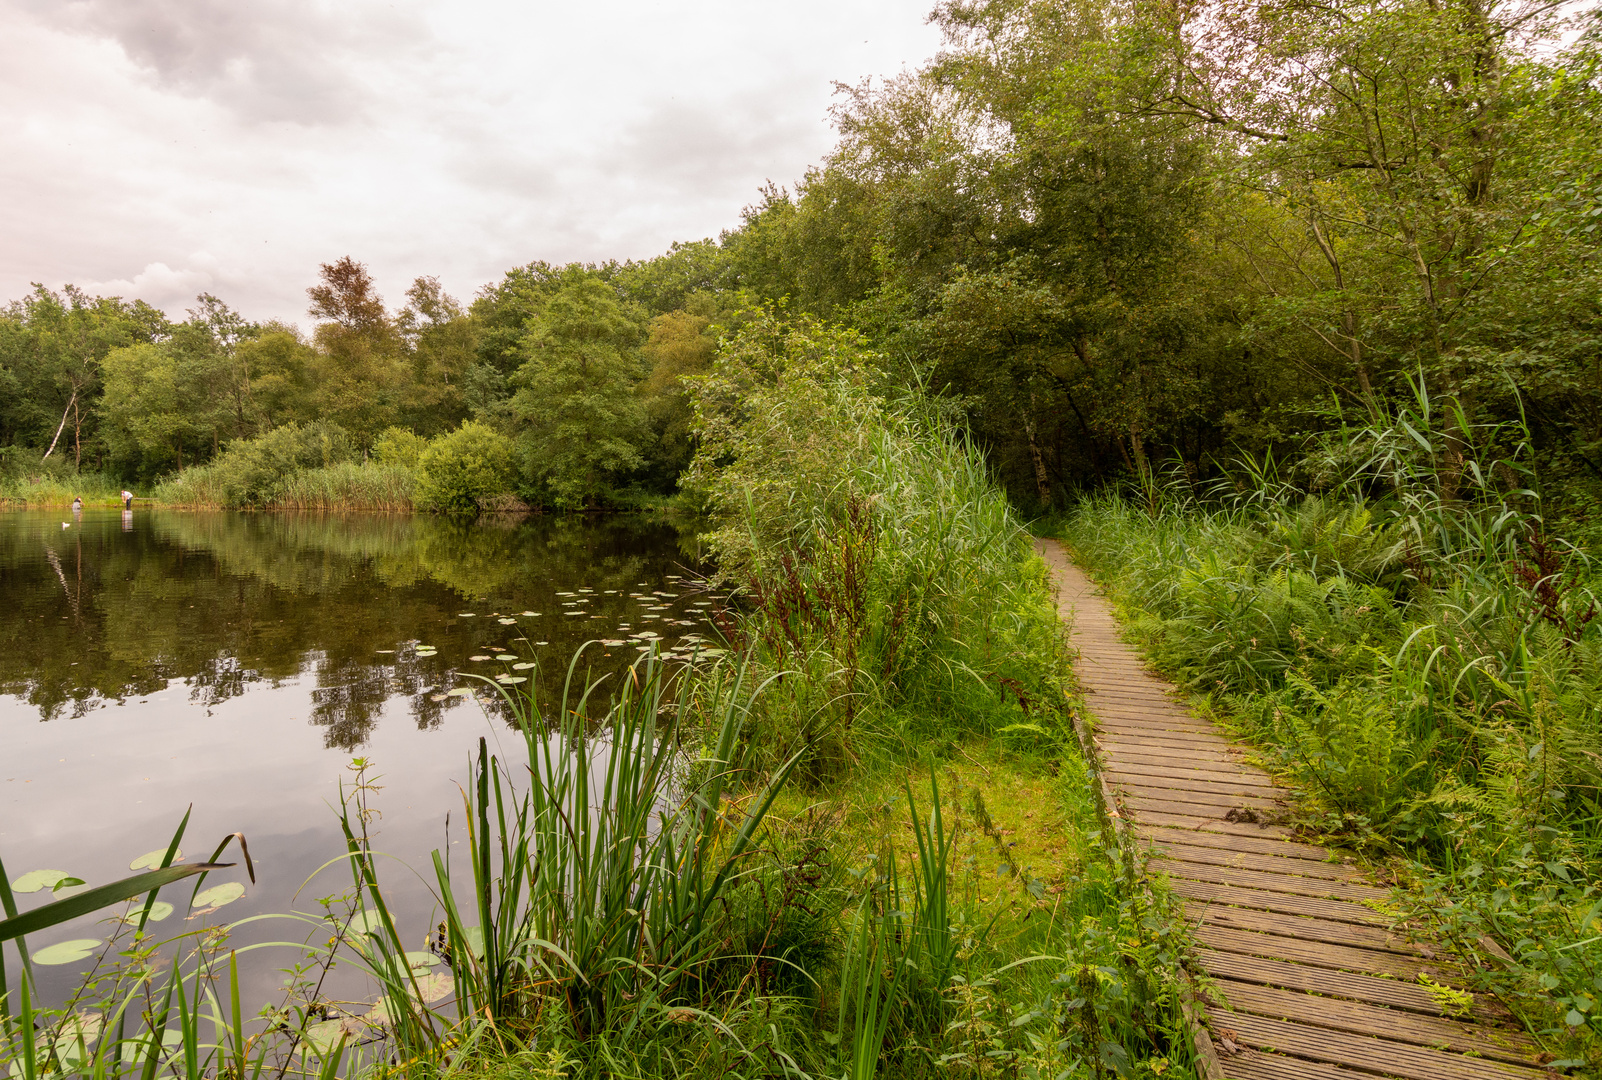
[
  {"xmin": 604, "ymin": 97, "xmax": 817, "ymax": 196},
  {"xmin": 14, "ymin": 0, "xmax": 430, "ymax": 124}
]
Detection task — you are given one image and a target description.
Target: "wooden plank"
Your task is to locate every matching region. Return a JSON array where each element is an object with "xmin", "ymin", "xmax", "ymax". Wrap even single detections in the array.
[
  {"xmin": 1195, "ymin": 950, "xmax": 1504, "ymax": 1021},
  {"xmin": 1154, "ymin": 860, "xmax": 1390, "ymax": 902},
  {"xmin": 1182, "ymin": 900, "xmax": 1423, "ymax": 955},
  {"xmin": 1129, "ymin": 809, "xmax": 1294, "ymax": 839},
  {"xmin": 1168, "ymin": 879, "xmax": 1392, "ymax": 927},
  {"xmin": 1210, "ymin": 978, "xmax": 1536, "ymax": 1064},
  {"xmin": 1194, "ymin": 925, "xmax": 1463, "ymax": 983},
  {"xmin": 1107, "ymin": 767, "xmax": 1282, "ymax": 799},
  {"xmin": 1096, "ymin": 747, "xmax": 1263, "ymax": 773},
  {"xmin": 1218, "ymin": 1053, "xmax": 1392, "ymax": 1080},
  {"xmin": 1148, "ymin": 839, "xmax": 1365, "ymax": 881},
  {"xmin": 1136, "ymin": 825, "xmax": 1331, "ymax": 862},
  {"xmin": 1111, "ymin": 781, "xmax": 1282, "ymax": 811},
  {"xmin": 1204, "ymin": 1008, "xmax": 1549, "ymax": 1080}
]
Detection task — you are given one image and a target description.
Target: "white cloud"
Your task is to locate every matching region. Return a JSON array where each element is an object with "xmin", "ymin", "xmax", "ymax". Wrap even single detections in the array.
[{"xmin": 0, "ymin": 0, "xmax": 943, "ymax": 325}]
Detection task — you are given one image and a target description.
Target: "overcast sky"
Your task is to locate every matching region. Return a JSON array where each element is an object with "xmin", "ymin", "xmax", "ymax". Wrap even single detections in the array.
[{"xmin": 0, "ymin": 0, "xmax": 943, "ymax": 326}]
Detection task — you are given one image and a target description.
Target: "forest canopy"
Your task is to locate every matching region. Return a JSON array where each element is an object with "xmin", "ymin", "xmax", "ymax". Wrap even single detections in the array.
[{"xmin": 2, "ymin": 0, "xmax": 1599, "ymax": 514}]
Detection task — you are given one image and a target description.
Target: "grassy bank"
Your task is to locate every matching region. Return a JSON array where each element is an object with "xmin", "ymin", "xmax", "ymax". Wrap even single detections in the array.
[
  {"xmin": 0, "ymin": 323, "xmax": 1195, "ymax": 1079},
  {"xmin": 1058, "ymin": 480, "xmax": 1602, "ymax": 1066},
  {"xmin": 0, "ymin": 473, "xmax": 127, "ymax": 508}
]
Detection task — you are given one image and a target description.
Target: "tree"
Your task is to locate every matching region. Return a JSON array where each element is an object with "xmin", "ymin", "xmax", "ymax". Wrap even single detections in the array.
[
  {"xmin": 509, "ymin": 277, "xmax": 648, "ymax": 507},
  {"xmin": 305, "ymin": 257, "xmax": 408, "ymax": 447}
]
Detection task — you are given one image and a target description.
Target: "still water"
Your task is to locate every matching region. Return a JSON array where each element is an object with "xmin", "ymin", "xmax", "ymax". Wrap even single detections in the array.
[{"xmin": 0, "ymin": 509, "xmax": 717, "ymax": 999}]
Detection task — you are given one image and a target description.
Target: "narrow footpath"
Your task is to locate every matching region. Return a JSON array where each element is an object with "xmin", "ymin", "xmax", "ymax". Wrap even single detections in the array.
[{"xmin": 1038, "ymin": 540, "xmax": 1553, "ymax": 1080}]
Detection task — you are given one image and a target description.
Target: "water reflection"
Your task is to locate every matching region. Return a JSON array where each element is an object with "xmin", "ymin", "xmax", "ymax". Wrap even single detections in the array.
[{"xmin": 0, "ymin": 510, "xmax": 711, "ymax": 746}]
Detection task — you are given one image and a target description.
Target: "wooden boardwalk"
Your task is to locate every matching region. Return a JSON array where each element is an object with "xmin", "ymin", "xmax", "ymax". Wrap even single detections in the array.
[{"xmin": 1038, "ymin": 541, "xmax": 1552, "ymax": 1080}]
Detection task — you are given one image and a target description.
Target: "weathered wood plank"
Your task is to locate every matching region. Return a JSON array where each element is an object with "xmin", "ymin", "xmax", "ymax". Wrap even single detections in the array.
[
  {"xmin": 1154, "ymin": 859, "xmax": 1390, "ymax": 902},
  {"xmin": 1182, "ymin": 900, "xmax": 1423, "ymax": 955},
  {"xmin": 1168, "ymin": 878, "xmax": 1393, "ymax": 927},
  {"xmin": 1194, "ymin": 925, "xmax": 1464, "ymax": 983},
  {"xmin": 1210, "ymin": 978, "xmax": 1536, "ymax": 1064},
  {"xmin": 1204, "ymin": 1008, "xmax": 1549, "ymax": 1080},
  {"xmin": 1194, "ymin": 950, "xmax": 1505, "ymax": 1021},
  {"xmin": 1136, "ymin": 825, "xmax": 1331, "ymax": 862},
  {"xmin": 1147, "ymin": 838, "xmax": 1365, "ymax": 881}
]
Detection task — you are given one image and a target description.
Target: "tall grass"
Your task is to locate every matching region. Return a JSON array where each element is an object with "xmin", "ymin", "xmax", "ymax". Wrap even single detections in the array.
[
  {"xmin": 157, "ymin": 462, "xmax": 416, "ymax": 511},
  {"xmin": 1062, "ymin": 379, "xmax": 1602, "ymax": 1060}
]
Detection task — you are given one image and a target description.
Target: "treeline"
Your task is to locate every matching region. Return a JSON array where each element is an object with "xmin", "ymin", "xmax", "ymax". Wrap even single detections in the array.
[{"xmin": 4, "ymin": 0, "xmax": 1601, "ymax": 511}]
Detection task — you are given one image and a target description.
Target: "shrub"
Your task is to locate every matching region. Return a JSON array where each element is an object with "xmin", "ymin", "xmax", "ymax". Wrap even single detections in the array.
[
  {"xmin": 154, "ymin": 422, "xmax": 354, "ymax": 507},
  {"xmin": 371, "ymin": 426, "xmax": 428, "ymax": 468},
  {"xmin": 414, "ymin": 421, "xmax": 516, "ymax": 513}
]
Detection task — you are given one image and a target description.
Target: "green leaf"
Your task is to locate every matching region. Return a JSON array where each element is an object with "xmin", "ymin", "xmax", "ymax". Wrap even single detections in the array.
[
  {"xmin": 0, "ymin": 862, "xmax": 228, "ymax": 943},
  {"xmin": 11, "ymin": 869, "xmax": 74, "ymax": 894},
  {"xmin": 32, "ymin": 938, "xmax": 101, "ymax": 964},
  {"xmin": 192, "ymin": 882, "xmax": 246, "ymax": 909},
  {"xmin": 129, "ymin": 848, "xmax": 181, "ymax": 871},
  {"xmin": 403, "ymin": 950, "xmax": 437, "ymax": 970}
]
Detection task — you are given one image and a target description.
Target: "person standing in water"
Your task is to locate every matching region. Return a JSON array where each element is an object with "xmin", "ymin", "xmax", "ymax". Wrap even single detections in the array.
[
  {"xmin": 71, "ymin": 496, "xmax": 82, "ymax": 512},
  {"xmin": 121, "ymin": 489, "xmax": 133, "ymax": 510}
]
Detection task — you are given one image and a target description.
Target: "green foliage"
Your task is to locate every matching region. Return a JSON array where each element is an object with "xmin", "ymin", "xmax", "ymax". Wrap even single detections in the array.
[
  {"xmin": 414, "ymin": 421, "xmax": 515, "ymax": 514},
  {"xmin": 1063, "ymin": 397, "xmax": 1602, "ymax": 1057},
  {"xmin": 371, "ymin": 426, "xmax": 429, "ymax": 468},
  {"xmin": 508, "ymin": 277, "xmax": 649, "ymax": 508},
  {"xmin": 154, "ymin": 422, "xmax": 356, "ymax": 508}
]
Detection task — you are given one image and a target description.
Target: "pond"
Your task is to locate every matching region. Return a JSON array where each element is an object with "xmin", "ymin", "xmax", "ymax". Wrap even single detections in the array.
[{"xmin": 0, "ymin": 508, "xmax": 721, "ymax": 1002}]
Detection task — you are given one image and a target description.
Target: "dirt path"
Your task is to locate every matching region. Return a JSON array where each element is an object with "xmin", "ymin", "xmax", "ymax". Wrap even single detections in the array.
[{"xmin": 1037, "ymin": 539, "xmax": 1551, "ymax": 1080}]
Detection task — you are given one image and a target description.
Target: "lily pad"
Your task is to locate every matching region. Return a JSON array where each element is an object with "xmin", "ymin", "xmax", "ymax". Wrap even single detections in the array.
[
  {"xmin": 469, "ymin": 654, "xmax": 492, "ymax": 662},
  {"xmin": 33, "ymin": 938, "xmax": 102, "ymax": 965},
  {"xmin": 120, "ymin": 900, "xmax": 174, "ymax": 924},
  {"xmin": 495, "ymin": 675, "xmax": 527, "ymax": 684},
  {"xmin": 458, "ymin": 613, "xmax": 476, "ymax": 617},
  {"xmin": 495, "ymin": 654, "xmax": 517, "ymax": 661},
  {"xmin": 404, "ymin": 950, "xmax": 438, "ymax": 970},
  {"xmin": 497, "ymin": 617, "xmax": 516, "ymax": 625},
  {"xmin": 192, "ymin": 882, "xmax": 246, "ymax": 909},
  {"xmin": 412, "ymin": 971, "xmax": 454, "ymax": 1002},
  {"xmin": 11, "ymin": 869, "xmax": 76, "ymax": 894},
  {"xmin": 448, "ymin": 688, "xmax": 474, "ymax": 697},
  {"xmin": 129, "ymin": 848, "xmax": 181, "ymax": 871},
  {"xmin": 347, "ymin": 909, "xmax": 386, "ymax": 935},
  {"xmin": 512, "ymin": 662, "xmax": 536, "ymax": 670}
]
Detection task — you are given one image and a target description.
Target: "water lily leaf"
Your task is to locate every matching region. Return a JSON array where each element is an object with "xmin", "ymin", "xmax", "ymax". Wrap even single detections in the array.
[
  {"xmin": 511, "ymin": 662, "xmax": 535, "ymax": 670},
  {"xmin": 495, "ymin": 654, "xmax": 517, "ymax": 661},
  {"xmin": 119, "ymin": 900, "xmax": 174, "ymax": 924},
  {"xmin": 458, "ymin": 613, "xmax": 475, "ymax": 617},
  {"xmin": 33, "ymin": 938, "xmax": 101, "ymax": 965},
  {"xmin": 303, "ymin": 1019, "xmax": 348, "ymax": 1055},
  {"xmin": 495, "ymin": 676, "xmax": 526, "ymax": 684},
  {"xmin": 536, "ymin": 641, "xmax": 548, "ymax": 646},
  {"xmin": 463, "ymin": 925, "xmax": 485, "ymax": 959},
  {"xmin": 375, "ymin": 649, "xmax": 395, "ymax": 654},
  {"xmin": 129, "ymin": 848, "xmax": 182, "ymax": 871},
  {"xmin": 448, "ymin": 688, "xmax": 474, "ymax": 697},
  {"xmin": 192, "ymin": 882, "xmax": 245, "ymax": 909},
  {"xmin": 11, "ymin": 869, "xmax": 75, "ymax": 894},
  {"xmin": 520, "ymin": 611, "xmax": 537, "ymax": 616},
  {"xmin": 347, "ymin": 909, "xmax": 386, "ymax": 935},
  {"xmin": 52, "ymin": 1012, "xmax": 103, "ymax": 1062},
  {"xmin": 404, "ymin": 950, "xmax": 437, "ymax": 970},
  {"xmin": 430, "ymin": 694, "xmax": 447, "ymax": 702},
  {"xmin": 497, "ymin": 618, "xmax": 516, "ymax": 625},
  {"xmin": 119, "ymin": 1029, "xmax": 181, "ymax": 1063},
  {"xmin": 411, "ymin": 971, "xmax": 453, "ymax": 1003}
]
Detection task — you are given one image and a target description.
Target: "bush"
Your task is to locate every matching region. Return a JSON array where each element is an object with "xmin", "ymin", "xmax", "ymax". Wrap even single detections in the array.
[
  {"xmin": 371, "ymin": 426, "xmax": 428, "ymax": 468},
  {"xmin": 155, "ymin": 422, "xmax": 355, "ymax": 507},
  {"xmin": 414, "ymin": 421, "xmax": 516, "ymax": 513}
]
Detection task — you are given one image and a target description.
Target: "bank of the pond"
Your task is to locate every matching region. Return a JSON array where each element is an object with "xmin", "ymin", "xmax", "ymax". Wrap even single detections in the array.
[
  {"xmin": 2, "ymin": 335, "xmax": 1198, "ymax": 1078},
  {"xmin": 1056, "ymin": 492, "xmax": 1602, "ymax": 1069}
]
